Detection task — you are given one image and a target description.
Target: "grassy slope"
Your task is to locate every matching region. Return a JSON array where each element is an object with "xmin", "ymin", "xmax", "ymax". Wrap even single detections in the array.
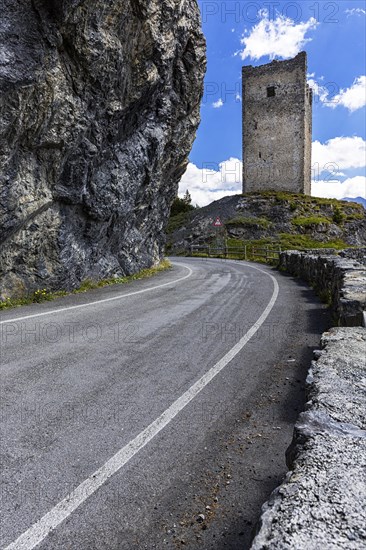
[{"xmin": 167, "ymin": 192, "xmax": 365, "ymax": 262}]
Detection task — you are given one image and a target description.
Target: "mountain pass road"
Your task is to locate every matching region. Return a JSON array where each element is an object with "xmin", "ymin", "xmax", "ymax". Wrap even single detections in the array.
[{"xmin": 0, "ymin": 257, "xmax": 330, "ymax": 550}]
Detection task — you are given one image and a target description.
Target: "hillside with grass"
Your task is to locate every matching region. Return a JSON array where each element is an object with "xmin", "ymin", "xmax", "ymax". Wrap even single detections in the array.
[{"xmin": 166, "ymin": 192, "xmax": 366, "ymax": 259}]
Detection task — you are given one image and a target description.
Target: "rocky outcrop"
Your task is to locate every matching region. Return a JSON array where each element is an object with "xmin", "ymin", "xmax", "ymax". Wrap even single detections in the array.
[
  {"xmin": 0, "ymin": 0, "xmax": 206, "ymax": 298},
  {"xmin": 167, "ymin": 193, "xmax": 366, "ymax": 253},
  {"xmin": 251, "ymin": 328, "xmax": 366, "ymax": 549}
]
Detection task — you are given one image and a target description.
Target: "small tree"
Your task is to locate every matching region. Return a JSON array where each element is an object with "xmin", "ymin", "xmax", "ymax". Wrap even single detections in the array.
[
  {"xmin": 333, "ymin": 206, "xmax": 345, "ymax": 224},
  {"xmin": 182, "ymin": 189, "xmax": 192, "ymax": 205},
  {"xmin": 170, "ymin": 195, "xmax": 195, "ymax": 217}
]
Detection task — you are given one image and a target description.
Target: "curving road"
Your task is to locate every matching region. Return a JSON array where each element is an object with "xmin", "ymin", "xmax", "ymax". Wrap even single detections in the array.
[{"xmin": 0, "ymin": 258, "xmax": 330, "ymax": 549}]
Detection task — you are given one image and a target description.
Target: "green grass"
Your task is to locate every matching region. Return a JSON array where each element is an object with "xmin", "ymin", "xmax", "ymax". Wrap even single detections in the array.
[
  {"xmin": 243, "ymin": 191, "xmax": 363, "ymax": 211},
  {"xmin": 0, "ymin": 259, "xmax": 172, "ymax": 311},
  {"xmin": 274, "ymin": 191, "xmax": 302, "ymax": 202},
  {"xmin": 190, "ymin": 234, "xmax": 350, "ymax": 263},
  {"xmin": 345, "ymin": 213, "xmax": 365, "ymax": 222},
  {"xmin": 317, "ymin": 288, "xmax": 333, "ymax": 306},
  {"xmin": 166, "ymin": 191, "xmax": 364, "ymax": 238},
  {"xmin": 245, "ymin": 191, "xmax": 305, "ymax": 201},
  {"xmin": 291, "ymin": 215, "xmax": 331, "ymax": 227},
  {"xmin": 226, "ymin": 238, "xmax": 248, "ymax": 248},
  {"xmin": 313, "ymin": 196, "xmax": 360, "ymax": 207},
  {"xmin": 332, "ymin": 207, "xmax": 345, "ymax": 224},
  {"xmin": 277, "ymin": 233, "xmax": 348, "ymax": 250},
  {"xmin": 168, "ymin": 190, "xmax": 363, "ymax": 263},
  {"xmin": 225, "ymin": 216, "xmax": 270, "ymax": 228},
  {"xmin": 0, "ymin": 288, "xmax": 68, "ymax": 311}
]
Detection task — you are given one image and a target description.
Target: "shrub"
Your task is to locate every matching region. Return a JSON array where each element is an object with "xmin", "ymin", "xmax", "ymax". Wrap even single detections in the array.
[
  {"xmin": 332, "ymin": 207, "xmax": 345, "ymax": 224},
  {"xmin": 225, "ymin": 216, "xmax": 270, "ymax": 228},
  {"xmin": 291, "ymin": 215, "xmax": 331, "ymax": 227},
  {"xmin": 166, "ymin": 211, "xmax": 191, "ymax": 234},
  {"xmin": 170, "ymin": 197, "xmax": 195, "ymax": 217}
]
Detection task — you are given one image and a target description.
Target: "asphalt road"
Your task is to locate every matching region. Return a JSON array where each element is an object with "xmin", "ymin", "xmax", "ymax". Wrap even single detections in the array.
[{"xmin": 0, "ymin": 257, "xmax": 330, "ymax": 550}]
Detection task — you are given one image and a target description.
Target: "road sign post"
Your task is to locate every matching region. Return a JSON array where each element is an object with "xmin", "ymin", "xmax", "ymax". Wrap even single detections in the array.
[{"xmin": 212, "ymin": 217, "xmax": 226, "ymax": 256}]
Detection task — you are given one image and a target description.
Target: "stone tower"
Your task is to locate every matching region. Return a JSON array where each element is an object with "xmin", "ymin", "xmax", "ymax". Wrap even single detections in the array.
[{"xmin": 242, "ymin": 51, "xmax": 312, "ymax": 195}]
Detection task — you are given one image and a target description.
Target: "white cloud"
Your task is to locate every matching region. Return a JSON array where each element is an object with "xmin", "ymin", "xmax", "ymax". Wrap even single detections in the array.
[
  {"xmin": 312, "ymin": 137, "xmax": 366, "ymax": 199},
  {"xmin": 312, "ymin": 176, "xmax": 366, "ymax": 200},
  {"xmin": 329, "ymin": 76, "xmax": 366, "ymax": 112},
  {"xmin": 180, "ymin": 188, "xmax": 239, "ymax": 207},
  {"xmin": 235, "ymin": 92, "xmax": 242, "ymax": 102},
  {"xmin": 307, "ymin": 77, "xmax": 329, "ymax": 103},
  {"xmin": 312, "ymin": 136, "xmax": 366, "ymax": 172},
  {"xmin": 178, "ymin": 138, "xmax": 366, "ymax": 207},
  {"xmin": 345, "ymin": 8, "xmax": 366, "ymax": 17},
  {"xmin": 309, "ymin": 75, "xmax": 366, "ymax": 112},
  {"xmin": 212, "ymin": 98, "xmax": 224, "ymax": 108},
  {"xmin": 239, "ymin": 10, "xmax": 318, "ymax": 60},
  {"xmin": 179, "ymin": 158, "xmax": 242, "ymax": 206}
]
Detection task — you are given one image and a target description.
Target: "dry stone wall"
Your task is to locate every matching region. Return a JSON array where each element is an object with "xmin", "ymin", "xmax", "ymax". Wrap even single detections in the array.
[
  {"xmin": 251, "ymin": 250, "xmax": 366, "ymax": 549},
  {"xmin": 251, "ymin": 327, "xmax": 366, "ymax": 549},
  {"xmin": 278, "ymin": 248, "xmax": 366, "ymax": 326}
]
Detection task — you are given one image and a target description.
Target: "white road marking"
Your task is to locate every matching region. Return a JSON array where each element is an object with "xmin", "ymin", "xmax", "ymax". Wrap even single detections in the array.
[
  {"xmin": 4, "ymin": 261, "xmax": 279, "ymax": 550},
  {"xmin": 0, "ymin": 264, "xmax": 193, "ymax": 325}
]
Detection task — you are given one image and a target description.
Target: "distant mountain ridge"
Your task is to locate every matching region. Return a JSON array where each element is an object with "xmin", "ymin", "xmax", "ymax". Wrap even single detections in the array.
[{"xmin": 342, "ymin": 197, "xmax": 366, "ymax": 208}]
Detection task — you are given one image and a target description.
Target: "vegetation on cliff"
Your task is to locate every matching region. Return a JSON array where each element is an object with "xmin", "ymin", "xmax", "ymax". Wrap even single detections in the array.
[
  {"xmin": 0, "ymin": 260, "xmax": 172, "ymax": 311},
  {"xmin": 166, "ymin": 192, "xmax": 366, "ymax": 261}
]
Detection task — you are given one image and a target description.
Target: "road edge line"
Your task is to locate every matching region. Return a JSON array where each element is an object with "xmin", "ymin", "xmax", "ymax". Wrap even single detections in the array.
[{"xmin": 4, "ymin": 262, "xmax": 279, "ymax": 550}]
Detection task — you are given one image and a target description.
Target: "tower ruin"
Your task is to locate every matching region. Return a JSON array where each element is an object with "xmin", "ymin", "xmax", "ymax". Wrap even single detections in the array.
[{"xmin": 242, "ymin": 51, "xmax": 312, "ymax": 195}]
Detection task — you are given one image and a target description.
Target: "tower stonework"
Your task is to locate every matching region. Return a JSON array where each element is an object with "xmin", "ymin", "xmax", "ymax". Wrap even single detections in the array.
[{"xmin": 242, "ymin": 52, "xmax": 312, "ymax": 195}]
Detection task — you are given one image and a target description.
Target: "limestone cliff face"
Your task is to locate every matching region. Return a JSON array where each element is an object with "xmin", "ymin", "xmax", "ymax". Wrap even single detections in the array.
[{"xmin": 0, "ymin": 0, "xmax": 206, "ymax": 297}]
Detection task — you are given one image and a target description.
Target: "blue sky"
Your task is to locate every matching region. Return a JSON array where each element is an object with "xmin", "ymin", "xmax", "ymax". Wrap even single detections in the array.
[{"xmin": 179, "ymin": 1, "xmax": 366, "ymax": 206}]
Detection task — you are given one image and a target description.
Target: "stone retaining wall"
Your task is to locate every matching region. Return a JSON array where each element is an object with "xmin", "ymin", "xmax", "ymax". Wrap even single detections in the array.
[
  {"xmin": 278, "ymin": 248, "xmax": 366, "ymax": 326},
  {"xmin": 251, "ymin": 328, "xmax": 366, "ymax": 549},
  {"xmin": 251, "ymin": 249, "xmax": 366, "ymax": 549}
]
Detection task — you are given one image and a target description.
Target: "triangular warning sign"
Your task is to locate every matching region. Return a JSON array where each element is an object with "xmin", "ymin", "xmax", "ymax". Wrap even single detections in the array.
[{"xmin": 213, "ymin": 216, "xmax": 223, "ymax": 227}]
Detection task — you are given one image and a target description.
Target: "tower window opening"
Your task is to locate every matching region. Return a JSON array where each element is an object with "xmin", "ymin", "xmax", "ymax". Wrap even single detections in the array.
[
  {"xmin": 259, "ymin": 152, "xmax": 262, "ymax": 159},
  {"xmin": 267, "ymin": 86, "xmax": 275, "ymax": 97}
]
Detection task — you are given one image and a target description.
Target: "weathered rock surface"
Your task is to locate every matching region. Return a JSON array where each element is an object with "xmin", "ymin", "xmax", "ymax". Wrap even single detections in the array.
[
  {"xmin": 279, "ymin": 249, "xmax": 366, "ymax": 326},
  {"xmin": 305, "ymin": 329, "xmax": 366, "ymax": 429},
  {"xmin": 167, "ymin": 193, "xmax": 366, "ymax": 253},
  {"xmin": 0, "ymin": 0, "xmax": 206, "ymax": 297},
  {"xmin": 251, "ymin": 327, "xmax": 366, "ymax": 549}
]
